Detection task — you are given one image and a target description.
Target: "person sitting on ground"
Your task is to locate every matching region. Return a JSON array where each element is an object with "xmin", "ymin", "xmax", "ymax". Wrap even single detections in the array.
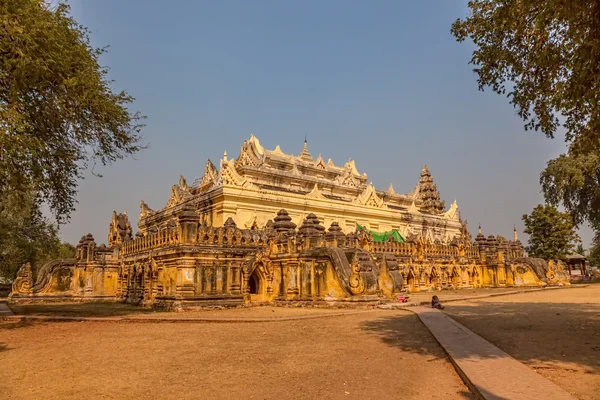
[{"xmin": 431, "ymin": 295, "xmax": 444, "ymax": 310}]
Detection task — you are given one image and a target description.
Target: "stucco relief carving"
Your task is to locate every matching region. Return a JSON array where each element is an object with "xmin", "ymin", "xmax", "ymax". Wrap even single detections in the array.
[{"xmin": 353, "ymin": 183, "xmax": 385, "ymax": 208}]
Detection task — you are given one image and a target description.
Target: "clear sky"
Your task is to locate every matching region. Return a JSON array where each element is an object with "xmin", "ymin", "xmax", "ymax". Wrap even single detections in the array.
[{"xmin": 61, "ymin": 0, "xmax": 594, "ymax": 246}]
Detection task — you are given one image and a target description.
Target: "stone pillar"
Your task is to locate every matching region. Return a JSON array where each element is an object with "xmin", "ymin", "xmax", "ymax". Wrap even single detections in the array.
[
  {"xmin": 287, "ymin": 261, "xmax": 299, "ymax": 295},
  {"xmin": 178, "ymin": 208, "xmax": 199, "ymax": 244},
  {"xmin": 216, "ymin": 266, "xmax": 223, "ymax": 294},
  {"xmin": 229, "ymin": 264, "xmax": 241, "ymax": 294},
  {"xmin": 176, "ymin": 259, "xmax": 196, "ymax": 296},
  {"xmin": 310, "ymin": 261, "xmax": 316, "ymax": 297}
]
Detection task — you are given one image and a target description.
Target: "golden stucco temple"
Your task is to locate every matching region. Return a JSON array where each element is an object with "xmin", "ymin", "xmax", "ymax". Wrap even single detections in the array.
[
  {"xmin": 139, "ymin": 135, "xmax": 462, "ymax": 242},
  {"xmin": 10, "ymin": 135, "xmax": 570, "ymax": 309}
]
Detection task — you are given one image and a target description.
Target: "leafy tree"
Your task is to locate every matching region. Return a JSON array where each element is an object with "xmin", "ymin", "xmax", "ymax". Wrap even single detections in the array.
[
  {"xmin": 451, "ymin": 1, "xmax": 600, "ymax": 230},
  {"xmin": 588, "ymin": 239, "xmax": 600, "ymax": 268},
  {"xmin": 522, "ymin": 204, "xmax": 580, "ymax": 261},
  {"xmin": 0, "ymin": 0, "xmax": 145, "ymax": 223},
  {"xmin": 575, "ymin": 243, "xmax": 586, "ymax": 257},
  {"xmin": 0, "ymin": 189, "xmax": 75, "ymax": 280}
]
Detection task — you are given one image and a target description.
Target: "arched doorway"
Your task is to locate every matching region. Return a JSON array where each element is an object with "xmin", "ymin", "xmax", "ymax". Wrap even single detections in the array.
[
  {"xmin": 248, "ymin": 270, "xmax": 261, "ymax": 295},
  {"xmin": 406, "ymin": 270, "xmax": 416, "ymax": 292}
]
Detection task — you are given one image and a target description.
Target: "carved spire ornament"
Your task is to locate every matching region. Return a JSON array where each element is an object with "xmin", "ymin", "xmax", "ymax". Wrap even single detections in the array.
[
  {"xmin": 299, "ymin": 139, "xmax": 313, "ymax": 162},
  {"xmin": 414, "ymin": 165, "xmax": 445, "ymax": 213}
]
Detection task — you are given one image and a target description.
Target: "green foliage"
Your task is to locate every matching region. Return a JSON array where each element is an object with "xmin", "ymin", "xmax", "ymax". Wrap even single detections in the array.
[
  {"xmin": 575, "ymin": 243, "xmax": 586, "ymax": 256},
  {"xmin": 0, "ymin": 190, "xmax": 75, "ymax": 280},
  {"xmin": 522, "ymin": 204, "xmax": 580, "ymax": 261},
  {"xmin": 0, "ymin": 0, "xmax": 145, "ymax": 223},
  {"xmin": 540, "ymin": 148, "xmax": 600, "ymax": 231},
  {"xmin": 588, "ymin": 239, "xmax": 600, "ymax": 268},
  {"xmin": 451, "ymin": 1, "xmax": 600, "ymax": 231}
]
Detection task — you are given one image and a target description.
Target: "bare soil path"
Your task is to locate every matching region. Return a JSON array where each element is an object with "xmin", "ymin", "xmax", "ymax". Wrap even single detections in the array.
[
  {"xmin": 0, "ymin": 310, "xmax": 472, "ymax": 400},
  {"xmin": 443, "ymin": 285, "xmax": 600, "ymax": 400}
]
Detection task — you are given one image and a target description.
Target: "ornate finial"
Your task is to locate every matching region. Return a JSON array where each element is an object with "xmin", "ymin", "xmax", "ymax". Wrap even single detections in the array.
[
  {"xmin": 223, "ymin": 151, "xmax": 228, "ymax": 162},
  {"xmin": 478, "ymin": 224, "xmax": 482, "ymax": 234},
  {"xmin": 513, "ymin": 225, "xmax": 518, "ymax": 241},
  {"xmin": 299, "ymin": 137, "xmax": 312, "ymax": 162}
]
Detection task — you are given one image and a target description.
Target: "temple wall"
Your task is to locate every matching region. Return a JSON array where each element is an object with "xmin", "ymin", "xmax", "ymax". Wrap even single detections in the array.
[{"xmin": 11, "ymin": 208, "xmax": 570, "ymax": 308}]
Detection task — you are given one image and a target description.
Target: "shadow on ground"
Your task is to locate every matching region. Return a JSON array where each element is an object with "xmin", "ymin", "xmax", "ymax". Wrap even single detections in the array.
[
  {"xmin": 363, "ymin": 301, "xmax": 599, "ymax": 373},
  {"xmin": 361, "ymin": 313, "xmax": 449, "ymax": 361},
  {"xmin": 443, "ymin": 301, "xmax": 600, "ymax": 373},
  {"xmin": 0, "ymin": 320, "xmax": 34, "ymax": 331},
  {"xmin": 8, "ymin": 302, "xmax": 154, "ymax": 318}
]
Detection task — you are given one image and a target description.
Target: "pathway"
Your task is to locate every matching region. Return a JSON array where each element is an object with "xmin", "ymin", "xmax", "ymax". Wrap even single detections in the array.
[{"xmin": 413, "ymin": 306, "xmax": 577, "ymax": 400}]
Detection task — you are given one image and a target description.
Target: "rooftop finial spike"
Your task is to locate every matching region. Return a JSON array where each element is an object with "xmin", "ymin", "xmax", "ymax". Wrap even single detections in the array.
[
  {"xmin": 513, "ymin": 225, "xmax": 518, "ymax": 241},
  {"xmin": 478, "ymin": 223, "xmax": 482, "ymax": 234},
  {"xmin": 299, "ymin": 136, "xmax": 312, "ymax": 162}
]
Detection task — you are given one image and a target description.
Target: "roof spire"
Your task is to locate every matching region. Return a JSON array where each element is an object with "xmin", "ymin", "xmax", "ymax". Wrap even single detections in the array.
[
  {"xmin": 416, "ymin": 164, "xmax": 445, "ymax": 213},
  {"xmin": 299, "ymin": 137, "xmax": 312, "ymax": 162},
  {"xmin": 478, "ymin": 223, "xmax": 482, "ymax": 234},
  {"xmin": 513, "ymin": 225, "xmax": 518, "ymax": 241}
]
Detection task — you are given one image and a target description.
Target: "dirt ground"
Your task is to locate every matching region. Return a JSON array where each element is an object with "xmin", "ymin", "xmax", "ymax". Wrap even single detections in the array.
[
  {"xmin": 0, "ymin": 311, "xmax": 472, "ymax": 400},
  {"xmin": 443, "ymin": 285, "xmax": 600, "ymax": 400},
  {"xmin": 7, "ymin": 302, "xmax": 362, "ymax": 319}
]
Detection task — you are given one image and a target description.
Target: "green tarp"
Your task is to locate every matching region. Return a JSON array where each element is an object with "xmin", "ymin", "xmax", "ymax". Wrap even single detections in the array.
[{"xmin": 356, "ymin": 223, "xmax": 405, "ymax": 243}]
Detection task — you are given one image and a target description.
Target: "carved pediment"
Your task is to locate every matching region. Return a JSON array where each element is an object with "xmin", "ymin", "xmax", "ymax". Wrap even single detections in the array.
[
  {"xmin": 306, "ymin": 183, "xmax": 326, "ymax": 199},
  {"xmin": 407, "ymin": 201, "xmax": 421, "ymax": 215},
  {"xmin": 314, "ymin": 155, "xmax": 326, "ymax": 170},
  {"xmin": 214, "ymin": 158, "xmax": 256, "ymax": 189},
  {"xmin": 442, "ymin": 200, "xmax": 459, "ymax": 220},
  {"xmin": 290, "ymin": 160, "xmax": 302, "ymax": 176},
  {"xmin": 337, "ymin": 166, "xmax": 361, "ymax": 188},
  {"xmin": 245, "ymin": 212, "xmax": 266, "ymax": 229},
  {"xmin": 179, "ymin": 175, "xmax": 189, "ymax": 191},
  {"xmin": 235, "ymin": 138, "xmax": 263, "ymax": 168},
  {"xmin": 197, "ymin": 159, "xmax": 218, "ymax": 189},
  {"xmin": 353, "ymin": 183, "xmax": 385, "ymax": 208},
  {"xmin": 344, "ymin": 159, "xmax": 360, "ymax": 176},
  {"xmin": 166, "ymin": 185, "xmax": 183, "ymax": 208},
  {"xmin": 166, "ymin": 175, "xmax": 193, "ymax": 208},
  {"xmin": 139, "ymin": 200, "xmax": 155, "ymax": 219}
]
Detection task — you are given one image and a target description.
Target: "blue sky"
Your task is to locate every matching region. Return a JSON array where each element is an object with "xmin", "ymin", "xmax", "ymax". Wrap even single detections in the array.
[{"xmin": 61, "ymin": 0, "xmax": 594, "ymax": 246}]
